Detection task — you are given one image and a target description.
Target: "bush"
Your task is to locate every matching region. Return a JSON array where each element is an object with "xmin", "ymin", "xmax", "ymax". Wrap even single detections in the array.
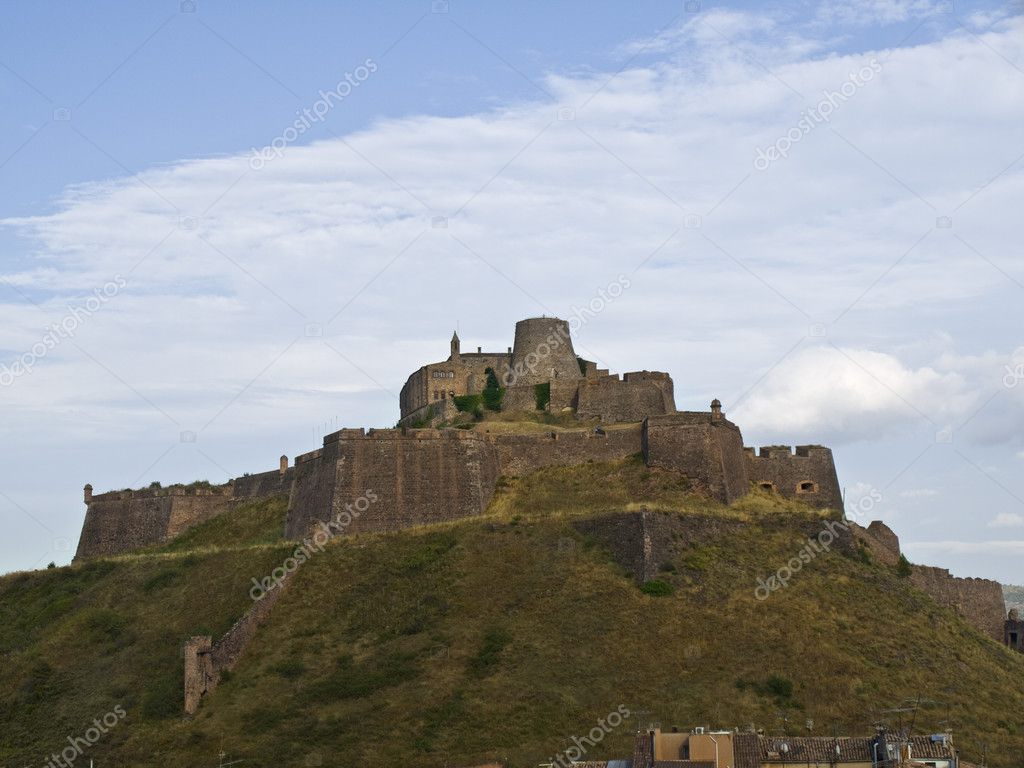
[
  {"xmin": 897, "ymin": 554, "xmax": 913, "ymax": 578},
  {"xmin": 482, "ymin": 367, "xmax": 505, "ymax": 411},
  {"xmin": 453, "ymin": 394, "xmax": 483, "ymax": 413},
  {"xmin": 765, "ymin": 675, "xmax": 794, "ymax": 699},
  {"xmin": 469, "ymin": 628, "xmax": 511, "ymax": 676},
  {"xmin": 269, "ymin": 659, "xmax": 306, "ymax": 679},
  {"xmin": 640, "ymin": 580, "xmax": 674, "ymax": 597},
  {"xmin": 534, "ymin": 382, "xmax": 550, "ymax": 410}
]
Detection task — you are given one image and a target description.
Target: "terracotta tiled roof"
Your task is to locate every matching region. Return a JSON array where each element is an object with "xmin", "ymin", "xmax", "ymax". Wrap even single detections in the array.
[
  {"xmin": 877, "ymin": 734, "xmax": 956, "ymax": 762},
  {"xmin": 733, "ymin": 733, "xmax": 761, "ymax": 768},
  {"xmin": 759, "ymin": 736, "xmax": 875, "ymax": 763},
  {"xmin": 651, "ymin": 761, "xmax": 714, "ymax": 768},
  {"xmin": 634, "ymin": 731, "xmax": 655, "ymax": 767}
]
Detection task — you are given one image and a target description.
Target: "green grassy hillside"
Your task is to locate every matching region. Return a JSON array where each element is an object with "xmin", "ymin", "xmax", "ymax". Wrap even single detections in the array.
[{"xmin": 2, "ymin": 463, "xmax": 1022, "ymax": 767}]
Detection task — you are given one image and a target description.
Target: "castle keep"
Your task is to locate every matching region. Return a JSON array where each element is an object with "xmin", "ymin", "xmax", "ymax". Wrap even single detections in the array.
[
  {"xmin": 399, "ymin": 317, "xmax": 675, "ymax": 426},
  {"xmin": 76, "ymin": 316, "xmax": 845, "ymax": 561}
]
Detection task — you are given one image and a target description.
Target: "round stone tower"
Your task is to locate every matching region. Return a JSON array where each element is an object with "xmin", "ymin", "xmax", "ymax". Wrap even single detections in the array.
[{"xmin": 508, "ymin": 316, "xmax": 583, "ymax": 385}]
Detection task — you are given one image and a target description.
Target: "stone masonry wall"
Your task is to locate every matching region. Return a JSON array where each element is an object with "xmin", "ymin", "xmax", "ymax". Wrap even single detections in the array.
[
  {"xmin": 576, "ymin": 371, "xmax": 675, "ymax": 423},
  {"xmin": 744, "ymin": 445, "xmax": 843, "ymax": 512},
  {"xmin": 642, "ymin": 413, "xmax": 749, "ymax": 504},
  {"xmin": 284, "ymin": 428, "xmax": 500, "ymax": 539},
  {"xmin": 492, "ymin": 426, "xmax": 643, "ymax": 477},
  {"xmin": 183, "ymin": 565, "xmax": 297, "ymax": 714},
  {"xmin": 911, "ymin": 565, "xmax": 1006, "ymax": 641},
  {"xmin": 75, "ymin": 487, "xmax": 234, "ymax": 560},
  {"xmin": 851, "ymin": 520, "xmax": 1005, "ymax": 641},
  {"xmin": 233, "ymin": 467, "xmax": 294, "ymax": 500}
]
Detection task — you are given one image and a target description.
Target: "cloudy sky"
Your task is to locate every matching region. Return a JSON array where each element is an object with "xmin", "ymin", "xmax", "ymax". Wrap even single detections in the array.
[{"xmin": 1, "ymin": 0, "xmax": 1022, "ymax": 583}]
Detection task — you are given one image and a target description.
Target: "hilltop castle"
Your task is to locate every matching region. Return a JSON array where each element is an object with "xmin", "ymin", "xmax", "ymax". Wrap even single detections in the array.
[
  {"xmin": 68, "ymin": 315, "xmax": 1014, "ymax": 715},
  {"xmin": 399, "ymin": 316, "xmax": 675, "ymax": 426},
  {"xmin": 76, "ymin": 316, "xmax": 844, "ymax": 561}
]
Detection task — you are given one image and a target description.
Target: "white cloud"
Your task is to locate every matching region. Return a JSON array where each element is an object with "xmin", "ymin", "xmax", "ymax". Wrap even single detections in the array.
[
  {"xmin": 989, "ymin": 512, "xmax": 1024, "ymax": 528},
  {"xmin": 907, "ymin": 539, "xmax": 1024, "ymax": 555},
  {"xmin": 733, "ymin": 345, "xmax": 975, "ymax": 442},
  {"xmin": 0, "ymin": 12, "xmax": 1021, "ymax": 454},
  {"xmin": 816, "ymin": 0, "xmax": 948, "ymax": 26},
  {"xmin": 900, "ymin": 488, "xmax": 938, "ymax": 498}
]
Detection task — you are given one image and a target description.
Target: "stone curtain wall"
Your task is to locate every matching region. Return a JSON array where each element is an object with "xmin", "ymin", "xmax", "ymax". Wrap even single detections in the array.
[
  {"xmin": 642, "ymin": 414, "xmax": 750, "ymax": 504},
  {"xmin": 233, "ymin": 467, "xmax": 294, "ymax": 499},
  {"xmin": 911, "ymin": 565, "xmax": 1006, "ymax": 641},
  {"xmin": 285, "ymin": 428, "xmax": 501, "ymax": 539},
  {"xmin": 492, "ymin": 426, "xmax": 643, "ymax": 477},
  {"xmin": 744, "ymin": 445, "xmax": 844, "ymax": 512},
  {"xmin": 75, "ymin": 487, "xmax": 233, "ymax": 560},
  {"xmin": 576, "ymin": 372, "xmax": 676, "ymax": 423},
  {"xmin": 852, "ymin": 519, "xmax": 1005, "ymax": 640}
]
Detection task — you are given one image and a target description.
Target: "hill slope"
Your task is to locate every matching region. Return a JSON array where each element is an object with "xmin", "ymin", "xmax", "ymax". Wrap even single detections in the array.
[{"xmin": 2, "ymin": 462, "xmax": 1022, "ymax": 767}]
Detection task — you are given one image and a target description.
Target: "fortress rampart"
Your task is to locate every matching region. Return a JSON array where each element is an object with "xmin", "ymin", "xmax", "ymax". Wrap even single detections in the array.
[
  {"xmin": 78, "ymin": 401, "xmax": 849, "ymax": 560},
  {"xmin": 643, "ymin": 413, "xmax": 750, "ymax": 504},
  {"xmin": 491, "ymin": 425, "xmax": 643, "ymax": 477},
  {"xmin": 75, "ymin": 484, "xmax": 234, "ymax": 559},
  {"xmin": 911, "ymin": 565, "xmax": 1006, "ymax": 641},
  {"xmin": 744, "ymin": 444, "xmax": 843, "ymax": 511},
  {"xmin": 851, "ymin": 520, "xmax": 1005, "ymax": 641},
  {"xmin": 284, "ymin": 427, "xmax": 500, "ymax": 540}
]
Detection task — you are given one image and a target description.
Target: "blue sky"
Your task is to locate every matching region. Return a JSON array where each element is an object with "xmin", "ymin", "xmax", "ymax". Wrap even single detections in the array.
[{"xmin": 1, "ymin": 0, "xmax": 1023, "ymax": 584}]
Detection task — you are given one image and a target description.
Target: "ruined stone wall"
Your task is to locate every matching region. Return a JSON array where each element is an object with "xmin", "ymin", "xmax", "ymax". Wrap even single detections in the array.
[
  {"xmin": 745, "ymin": 445, "xmax": 843, "ymax": 512},
  {"xmin": 492, "ymin": 425, "xmax": 643, "ymax": 477},
  {"xmin": 576, "ymin": 371, "xmax": 675, "ymax": 423},
  {"xmin": 850, "ymin": 520, "xmax": 901, "ymax": 566},
  {"xmin": 642, "ymin": 413, "xmax": 749, "ymax": 504},
  {"xmin": 285, "ymin": 428, "xmax": 500, "ymax": 539},
  {"xmin": 184, "ymin": 565, "xmax": 297, "ymax": 714},
  {"xmin": 911, "ymin": 565, "xmax": 1006, "ymax": 641},
  {"xmin": 75, "ymin": 487, "xmax": 234, "ymax": 560}
]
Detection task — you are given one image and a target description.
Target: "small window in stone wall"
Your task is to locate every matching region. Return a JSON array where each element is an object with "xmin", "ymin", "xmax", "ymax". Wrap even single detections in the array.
[
  {"xmin": 759, "ymin": 482, "xmax": 776, "ymax": 492},
  {"xmin": 797, "ymin": 481, "xmax": 818, "ymax": 493}
]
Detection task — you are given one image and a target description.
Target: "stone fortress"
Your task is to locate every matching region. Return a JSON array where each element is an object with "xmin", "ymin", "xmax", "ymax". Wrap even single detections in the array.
[
  {"xmin": 77, "ymin": 317, "xmax": 846, "ymax": 560},
  {"xmin": 74, "ymin": 316, "xmax": 1011, "ymax": 663}
]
